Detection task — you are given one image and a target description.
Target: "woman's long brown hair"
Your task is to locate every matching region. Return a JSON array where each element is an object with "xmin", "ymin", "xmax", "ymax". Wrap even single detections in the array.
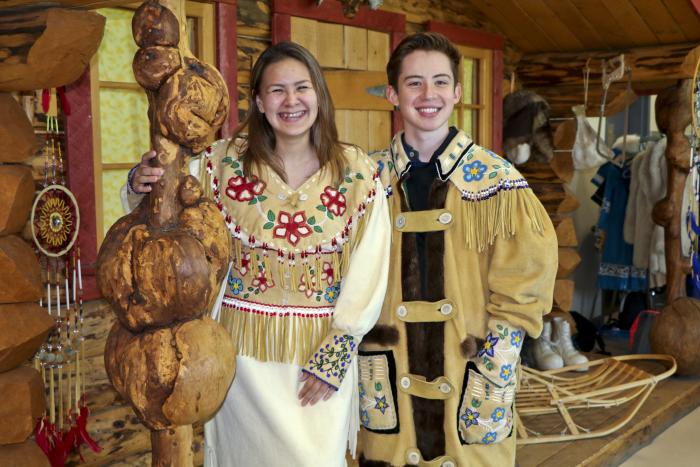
[{"xmin": 229, "ymin": 41, "xmax": 346, "ymax": 186}]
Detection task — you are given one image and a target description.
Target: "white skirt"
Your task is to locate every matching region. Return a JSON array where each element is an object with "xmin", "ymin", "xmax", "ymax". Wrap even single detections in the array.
[{"xmin": 204, "ymin": 355, "xmax": 352, "ymax": 467}]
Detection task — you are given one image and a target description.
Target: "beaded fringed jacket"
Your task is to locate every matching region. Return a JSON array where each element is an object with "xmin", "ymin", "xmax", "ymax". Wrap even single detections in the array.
[{"xmin": 357, "ymin": 130, "xmax": 558, "ymax": 467}]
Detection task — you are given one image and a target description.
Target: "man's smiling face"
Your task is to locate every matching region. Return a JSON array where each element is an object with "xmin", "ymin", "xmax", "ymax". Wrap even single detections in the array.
[{"xmin": 387, "ymin": 50, "xmax": 461, "ymax": 135}]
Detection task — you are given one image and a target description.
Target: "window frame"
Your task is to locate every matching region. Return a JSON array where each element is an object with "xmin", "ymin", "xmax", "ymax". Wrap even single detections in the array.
[{"xmin": 63, "ymin": 1, "xmax": 237, "ymax": 300}]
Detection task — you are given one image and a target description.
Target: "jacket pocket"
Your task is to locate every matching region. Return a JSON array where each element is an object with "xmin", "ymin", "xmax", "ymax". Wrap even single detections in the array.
[
  {"xmin": 457, "ymin": 362, "xmax": 515, "ymax": 445},
  {"xmin": 358, "ymin": 350, "xmax": 400, "ymax": 434}
]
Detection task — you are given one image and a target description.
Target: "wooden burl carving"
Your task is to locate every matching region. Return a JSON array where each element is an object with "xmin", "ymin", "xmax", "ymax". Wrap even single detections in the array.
[{"xmin": 97, "ymin": 1, "xmax": 235, "ymax": 465}]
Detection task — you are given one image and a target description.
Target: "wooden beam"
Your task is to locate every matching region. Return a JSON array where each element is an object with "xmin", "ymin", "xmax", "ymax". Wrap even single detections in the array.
[
  {"xmin": 216, "ymin": 0, "xmax": 237, "ymax": 136},
  {"xmin": 425, "ymin": 20, "xmax": 503, "ymax": 50}
]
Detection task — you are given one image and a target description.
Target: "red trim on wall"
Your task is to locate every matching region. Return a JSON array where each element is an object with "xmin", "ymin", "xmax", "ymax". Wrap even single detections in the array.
[
  {"xmin": 425, "ymin": 20, "xmax": 504, "ymax": 50},
  {"xmin": 216, "ymin": 1, "xmax": 238, "ymax": 137},
  {"xmin": 64, "ymin": 70, "xmax": 100, "ymax": 301},
  {"xmin": 272, "ymin": 0, "xmax": 405, "ymax": 32},
  {"xmin": 272, "ymin": 13, "xmax": 292, "ymax": 43},
  {"xmin": 425, "ymin": 20, "xmax": 504, "ymax": 152}
]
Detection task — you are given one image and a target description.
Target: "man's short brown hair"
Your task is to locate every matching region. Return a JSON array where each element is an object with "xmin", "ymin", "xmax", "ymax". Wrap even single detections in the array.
[{"xmin": 386, "ymin": 32, "xmax": 460, "ymax": 90}]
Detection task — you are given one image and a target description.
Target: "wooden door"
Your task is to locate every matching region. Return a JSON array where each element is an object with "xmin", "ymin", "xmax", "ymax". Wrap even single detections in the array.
[{"xmin": 290, "ymin": 17, "xmax": 393, "ymax": 152}]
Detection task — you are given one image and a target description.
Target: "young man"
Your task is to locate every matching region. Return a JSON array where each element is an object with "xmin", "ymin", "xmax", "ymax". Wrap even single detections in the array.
[{"xmin": 357, "ymin": 33, "xmax": 558, "ymax": 467}]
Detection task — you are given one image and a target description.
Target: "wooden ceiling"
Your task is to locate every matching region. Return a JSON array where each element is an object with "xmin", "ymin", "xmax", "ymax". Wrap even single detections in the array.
[
  {"xmin": 0, "ymin": 0, "xmax": 138, "ymax": 8},
  {"xmin": 469, "ymin": 0, "xmax": 700, "ymax": 53}
]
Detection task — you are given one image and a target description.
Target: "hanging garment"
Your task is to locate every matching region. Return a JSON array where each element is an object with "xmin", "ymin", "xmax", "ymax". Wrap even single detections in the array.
[
  {"xmin": 503, "ymin": 89, "xmax": 554, "ymax": 165},
  {"xmin": 623, "ymin": 137, "xmax": 667, "ymax": 288},
  {"xmin": 571, "ymin": 104, "xmax": 614, "ymax": 170},
  {"xmin": 593, "ymin": 158, "xmax": 647, "ymax": 291}
]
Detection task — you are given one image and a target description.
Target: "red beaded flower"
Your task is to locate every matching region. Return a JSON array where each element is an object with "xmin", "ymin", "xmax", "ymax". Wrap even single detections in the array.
[
  {"xmin": 320, "ymin": 186, "xmax": 347, "ymax": 216},
  {"xmin": 225, "ymin": 175, "xmax": 266, "ymax": 202},
  {"xmin": 272, "ymin": 210, "xmax": 312, "ymax": 246}
]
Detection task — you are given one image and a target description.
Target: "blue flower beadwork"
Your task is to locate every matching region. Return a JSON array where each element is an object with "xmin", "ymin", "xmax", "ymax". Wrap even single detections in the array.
[
  {"xmin": 479, "ymin": 333, "xmax": 499, "ymax": 358},
  {"xmin": 461, "ymin": 408, "xmax": 479, "ymax": 428},
  {"xmin": 228, "ymin": 276, "xmax": 244, "ymax": 295},
  {"xmin": 500, "ymin": 364, "xmax": 513, "ymax": 382},
  {"xmin": 482, "ymin": 431, "xmax": 497, "ymax": 444},
  {"xmin": 510, "ymin": 330, "xmax": 523, "ymax": 348},
  {"xmin": 463, "ymin": 160, "xmax": 487, "ymax": 182},
  {"xmin": 324, "ymin": 284, "xmax": 340, "ymax": 303},
  {"xmin": 491, "ymin": 407, "xmax": 506, "ymax": 422}
]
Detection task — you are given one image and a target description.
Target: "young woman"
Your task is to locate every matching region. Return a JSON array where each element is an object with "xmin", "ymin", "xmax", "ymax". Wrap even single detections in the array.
[{"xmin": 125, "ymin": 42, "xmax": 390, "ymax": 466}]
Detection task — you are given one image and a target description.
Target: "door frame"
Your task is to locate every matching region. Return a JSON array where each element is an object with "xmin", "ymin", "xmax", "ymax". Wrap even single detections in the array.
[{"xmin": 270, "ymin": 0, "xmax": 406, "ymax": 134}]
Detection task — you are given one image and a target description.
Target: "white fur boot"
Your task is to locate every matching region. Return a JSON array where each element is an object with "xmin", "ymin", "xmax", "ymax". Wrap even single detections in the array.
[
  {"xmin": 551, "ymin": 317, "xmax": 589, "ymax": 371},
  {"xmin": 532, "ymin": 321, "xmax": 563, "ymax": 370}
]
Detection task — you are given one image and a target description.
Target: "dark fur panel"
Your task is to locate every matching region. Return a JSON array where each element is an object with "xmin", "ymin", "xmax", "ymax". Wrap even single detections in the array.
[
  {"xmin": 397, "ymin": 177, "xmax": 421, "ymax": 302},
  {"xmin": 359, "ymin": 455, "xmax": 392, "ymax": 467},
  {"xmin": 460, "ymin": 335, "xmax": 485, "ymax": 359},
  {"xmin": 363, "ymin": 325, "xmax": 400, "ymax": 346}
]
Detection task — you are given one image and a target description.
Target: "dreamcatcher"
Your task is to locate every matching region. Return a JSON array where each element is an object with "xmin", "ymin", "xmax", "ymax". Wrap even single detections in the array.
[
  {"xmin": 687, "ymin": 60, "xmax": 700, "ymax": 292},
  {"xmin": 32, "ymin": 88, "xmax": 100, "ymax": 466}
]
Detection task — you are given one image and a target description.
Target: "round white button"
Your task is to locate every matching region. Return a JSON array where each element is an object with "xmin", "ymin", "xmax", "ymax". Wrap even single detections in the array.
[
  {"xmin": 400, "ymin": 376, "xmax": 411, "ymax": 389},
  {"xmin": 397, "ymin": 305, "xmax": 407, "ymax": 318},
  {"xmin": 406, "ymin": 451, "xmax": 420, "ymax": 465},
  {"xmin": 395, "ymin": 215, "xmax": 406, "ymax": 229},
  {"xmin": 439, "ymin": 383, "xmax": 452, "ymax": 394},
  {"xmin": 440, "ymin": 303, "xmax": 453, "ymax": 315},
  {"xmin": 299, "ymin": 193, "xmax": 309, "ymax": 201},
  {"xmin": 442, "ymin": 461, "xmax": 455, "ymax": 467},
  {"xmin": 438, "ymin": 212, "xmax": 453, "ymax": 224},
  {"xmin": 277, "ymin": 193, "xmax": 287, "ymax": 200}
]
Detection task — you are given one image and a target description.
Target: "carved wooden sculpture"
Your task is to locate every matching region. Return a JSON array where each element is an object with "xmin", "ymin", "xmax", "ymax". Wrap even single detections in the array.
[
  {"xmin": 97, "ymin": 1, "xmax": 235, "ymax": 465},
  {"xmin": 649, "ymin": 79, "xmax": 700, "ymax": 376}
]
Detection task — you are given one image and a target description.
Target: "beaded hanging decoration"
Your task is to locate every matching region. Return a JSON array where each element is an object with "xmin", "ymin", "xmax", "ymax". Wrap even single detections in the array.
[{"xmin": 31, "ymin": 88, "xmax": 100, "ymax": 465}]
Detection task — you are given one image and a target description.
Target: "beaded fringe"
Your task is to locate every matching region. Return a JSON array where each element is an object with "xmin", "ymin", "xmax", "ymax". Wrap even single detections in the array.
[
  {"xmin": 461, "ymin": 187, "xmax": 545, "ymax": 252},
  {"xmin": 220, "ymin": 305, "xmax": 333, "ymax": 366}
]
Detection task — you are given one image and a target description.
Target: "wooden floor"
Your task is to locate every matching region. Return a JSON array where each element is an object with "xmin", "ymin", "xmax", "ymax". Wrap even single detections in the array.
[{"xmin": 516, "ymin": 361, "xmax": 700, "ymax": 467}]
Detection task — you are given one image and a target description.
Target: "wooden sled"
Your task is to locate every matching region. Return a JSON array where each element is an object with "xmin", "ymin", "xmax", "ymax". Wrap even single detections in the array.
[{"xmin": 516, "ymin": 354, "xmax": 677, "ymax": 444}]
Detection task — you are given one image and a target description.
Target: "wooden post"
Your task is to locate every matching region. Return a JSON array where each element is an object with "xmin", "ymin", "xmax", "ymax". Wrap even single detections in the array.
[
  {"xmin": 651, "ymin": 79, "xmax": 692, "ymax": 302},
  {"xmin": 151, "ymin": 426, "xmax": 194, "ymax": 467}
]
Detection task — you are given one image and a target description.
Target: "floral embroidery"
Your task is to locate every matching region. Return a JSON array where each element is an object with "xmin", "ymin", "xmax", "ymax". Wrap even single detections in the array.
[
  {"xmin": 239, "ymin": 252, "xmax": 251, "ymax": 276},
  {"xmin": 225, "ymin": 175, "xmax": 266, "ymax": 202},
  {"xmin": 461, "ymin": 408, "xmax": 479, "ymax": 428},
  {"xmin": 228, "ymin": 276, "xmax": 243, "ymax": 296},
  {"xmin": 304, "ymin": 334, "xmax": 356, "ymax": 387},
  {"xmin": 360, "ymin": 409, "xmax": 370, "ymax": 427},
  {"xmin": 321, "ymin": 262, "xmax": 334, "ymax": 285},
  {"xmin": 374, "ymin": 395, "xmax": 389, "ymax": 414},
  {"xmin": 510, "ymin": 330, "xmax": 523, "ymax": 348},
  {"xmin": 462, "ymin": 160, "xmax": 487, "ymax": 182},
  {"xmin": 491, "ymin": 407, "xmax": 506, "ymax": 422},
  {"xmin": 324, "ymin": 284, "xmax": 340, "ymax": 303},
  {"xmin": 376, "ymin": 160, "xmax": 385, "ymax": 173},
  {"xmin": 298, "ymin": 275, "xmax": 315, "ymax": 299},
  {"xmin": 251, "ymin": 272, "xmax": 274, "ymax": 293},
  {"xmin": 272, "ymin": 210, "xmax": 312, "ymax": 246},
  {"xmin": 359, "ymin": 382, "xmax": 367, "ymax": 399},
  {"xmin": 499, "ymin": 364, "xmax": 513, "ymax": 382},
  {"xmin": 479, "ymin": 333, "xmax": 499, "ymax": 358},
  {"xmin": 482, "ymin": 431, "xmax": 497, "ymax": 444},
  {"xmin": 320, "ymin": 186, "xmax": 347, "ymax": 216}
]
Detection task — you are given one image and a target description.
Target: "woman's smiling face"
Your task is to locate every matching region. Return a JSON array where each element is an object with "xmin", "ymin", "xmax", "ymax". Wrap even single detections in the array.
[{"xmin": 255, "ymin": 58, "xmax": 319, "ymax": 142}]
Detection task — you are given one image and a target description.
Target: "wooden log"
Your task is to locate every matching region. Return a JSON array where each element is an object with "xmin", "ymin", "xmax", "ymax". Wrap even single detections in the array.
[
  {"xmin": 528, "ymin": 182, "xmax": 579, "ymax": 214},
  {"xmin": 553, "ymin": 279, "xmax": 574, "ymax": 312},
  {"xmin": 0, "ymin": 235, "xmax": 41, "ymax": 304},
  {"xmin": 550, "ymin": 151, "xmax": 574, "ymax": 183},
  {"xmin": 0, "ymin": 165, "xmax": 35, "ymax": 236},
  {"xmin": 651, "ymin": 80, "xmax": 692, "ymax": 303},
  {"xmin": 557, "ymin": 248, "xmax": 581, "ymax": 279},
  {"xmin": 651, "ymin": 297, "xmax": 700, "ymax": 376},
  {"xmin": 552, "ymin": 216, "xmax": 577, "ymax": 248},
  {"xmin": 517, "ymin": 43, "xmax": 700, "ymax": 91},
  {"xmin": 0, "ymin": 165, "xmax": 34, "ymax": 235},
  {"xmin": 0, "ymin": 8, "xmax": 105, "ymax": 92},
  {"xmin": 0, "ymin": 438, "xmax": 50, "ymax": 467},
  {"xmin": 517, "ymin": 162, "xmax": 560, "ymax": 182},
  {"xmin": 0, "ymin": 93, "xmax": 37, "ymax": 163},
  {"xmin": 0, "ymin": 302, "xmax": 54, "ymax": 373},
  {"xmin": 0, "ymin": 366, "xmax": 45, "ymax": 444},
  {"xmin": 557, "ymin": 188, "xmax": 580, "ymax": 214}
]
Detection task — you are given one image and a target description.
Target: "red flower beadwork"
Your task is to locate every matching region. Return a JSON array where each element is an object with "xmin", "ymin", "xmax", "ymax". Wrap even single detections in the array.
[
  {"xmin": 225, "ymin": 175, "xmax": 266, "ymax": 202},
  {"xmin": 252, "ymin": 272, "xmax": 274, "ymax": 293},
  {"xmin": 272, "ymin": 210, "xmax": 312, "ymax": 246},
  {"xmin": 321, "ymin": 262, "xmax": 334, "ymax": 285},
  {"xmin": 320, "ymin": 186, "xmax": 347, "ymax": 216}
]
